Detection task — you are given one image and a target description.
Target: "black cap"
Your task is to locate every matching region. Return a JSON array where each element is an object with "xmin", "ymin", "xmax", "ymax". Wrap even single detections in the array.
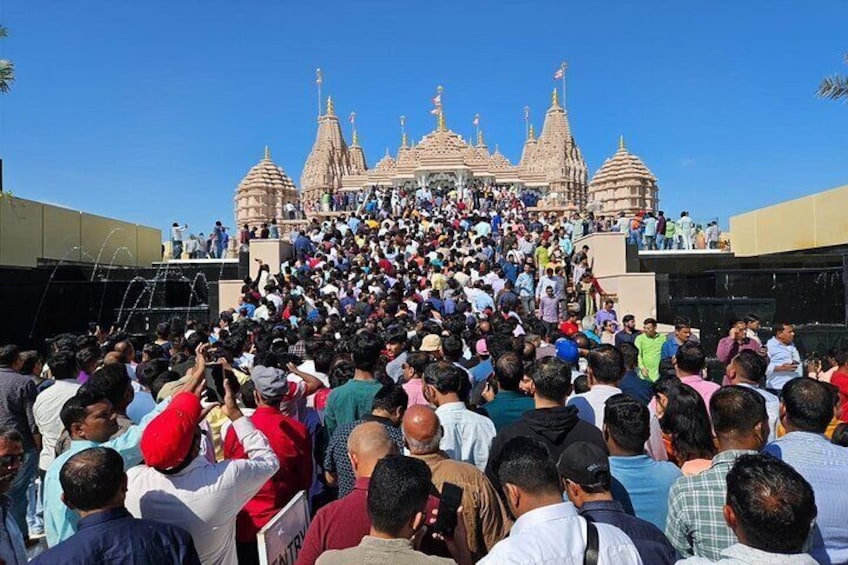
[{"xmin": 556, "ymin": 442, "xmax": 610, "ymax": 487}]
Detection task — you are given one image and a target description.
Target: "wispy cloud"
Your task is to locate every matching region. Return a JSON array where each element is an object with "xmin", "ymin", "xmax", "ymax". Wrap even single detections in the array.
[{"xmin": 680, "ymin": 157, "xmax": 697, "ymax": 168}]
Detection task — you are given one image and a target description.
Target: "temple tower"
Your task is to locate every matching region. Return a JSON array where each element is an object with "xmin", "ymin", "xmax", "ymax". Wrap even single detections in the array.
[
  {"xmin": 233, "ymin": 146, "xmax": 298, "ymax": 229},
  {"xmin": 527, "ymin": 88, "xmax": 589, "ymax": 206},
  {"xmin": 589, "ymin": 136, "xmax": 659, "ymax": 215},
  {"xmin": 299, "ymin": 96, "xmax": 367, "ymax": 211}
]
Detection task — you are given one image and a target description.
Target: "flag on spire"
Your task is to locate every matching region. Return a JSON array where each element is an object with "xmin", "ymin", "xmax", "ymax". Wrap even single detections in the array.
[
  {"xmin": 432, "ymin": 93, "xmax": 442, "ymax": 107},
  {"xmin": 472, "ymin": 114, "xmax": 480, "ymax": 126},
  {"xmin": 554, "ymin": 67, "xmax": 564, "ymax": 80},
  {"xmin": 430, "ymin": 107, "xmax": 442, "ymax": 116},
  {"xmin": 348, "ymin": 112, "xmax": 356, "ymax": 124}
]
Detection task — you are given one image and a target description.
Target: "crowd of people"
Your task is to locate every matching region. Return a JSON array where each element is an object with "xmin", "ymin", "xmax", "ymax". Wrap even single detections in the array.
[
  {"xmin": 1, "ymin": 185, "xmax": 843, "ymax": 565},
  {"xmin": 248, "ymin": 183, "xmax": 724, "ymax": 256},
  {"xmin": 170, "ymin": 221, "xmax": 232, "ymax": 260}
]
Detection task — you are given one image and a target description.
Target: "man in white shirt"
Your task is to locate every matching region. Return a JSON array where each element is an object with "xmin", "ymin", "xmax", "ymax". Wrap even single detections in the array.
[
  {"xmin": 480, "ymin": 437, "xmax": 642, "ymax": 564},
  {"xmin": 423, "ymin": 361, "xmax": 495, "ymax": 472},
  {"xmin": 727, "ymin": 350, "xmax": 779, "ymax": 442},
  {"xmin": 33, "ymin": 352, "xmax": 80, "ymax": 476},
  {"xmin": 567, "ymin": 345, "xmax": 624, "ymax": 429},
  {"xmin": 765, "ymin": 323, "xmax": 802, "ymax": 392},
  {"xmin": 125, "ymin": 377, "xmax": 279, "ymax": 565}
]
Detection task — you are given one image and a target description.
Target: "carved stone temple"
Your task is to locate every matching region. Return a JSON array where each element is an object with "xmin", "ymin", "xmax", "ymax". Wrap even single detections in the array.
[{"xmin": 232, "ymin": 82, "xmax": 660, "ymax": 228}]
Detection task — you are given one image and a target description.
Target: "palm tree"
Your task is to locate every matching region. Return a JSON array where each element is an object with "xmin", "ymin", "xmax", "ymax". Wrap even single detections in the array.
[
  {"xmin": 817, "ymin": 53, "xmax": 848, "ymax": 102},
  {"xmin": 0, "ymin": 25, "xmax": 14, "ymax": 94}
]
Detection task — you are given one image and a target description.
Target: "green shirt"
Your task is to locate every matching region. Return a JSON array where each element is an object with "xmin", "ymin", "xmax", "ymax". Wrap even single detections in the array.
[
  {"xmin": 484, "ymin": 390, "xmax": 535, "ymax": 432},
  {"xmin": 324, "ymin": 379, "xmax": 383, "ymax": 439},
  {"xmin": 635, "ymin": 333, "xmax": 666, "ymax": 381}
]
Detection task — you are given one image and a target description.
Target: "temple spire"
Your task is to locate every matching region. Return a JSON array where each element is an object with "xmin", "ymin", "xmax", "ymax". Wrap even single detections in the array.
[
  {"xmin": 528, "ymin": 123, "xmax": 536, "ymax": 140},
  {"xmin": 477, "ymin": 129, "xmax": 485, "ymax": 146},
  {"xmin": 619, "ymin": 134, "xmax": 625, "ymax": 151},
  {"xmin": 264, "ymin": 145, "xmax": 270, "ymax": 160},
  {"xmin": 552, "ymin": 87, "xmax": 560, "ymax": 108},
  {"xmin": 326, "ymin": 96, "xmax": 335, "ymax": 116}
]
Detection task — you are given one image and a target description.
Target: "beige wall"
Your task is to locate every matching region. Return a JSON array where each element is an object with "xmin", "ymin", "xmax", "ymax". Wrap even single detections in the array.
[
  {"xmin": 248, "ymin": 239, "xmax": 293, "ymax": 279},
  {"xmin": 218, "ymin": 280, "xmax": 243, "ymax": 312},
  {"xmin": 596, "ymin": 273, "xmax": 657, "ymax": 324},
  {"xmin": 573, "ymin": 232, "xmax": 628, "ymax": 278},
  {"xmin": 730, "ymin": 183, "xmax": 848, "ymax": 256},
  {"xmin": 0, "ymin": 195, "xmax": 161, "ymax": 267}
]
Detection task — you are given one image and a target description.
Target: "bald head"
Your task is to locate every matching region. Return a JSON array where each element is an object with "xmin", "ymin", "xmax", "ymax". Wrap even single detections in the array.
[
  {"xmin": 402, "ymin": 405, "xmax": 442, "ymax": 455},
  {"xmin": 347, "ymin": 421, "xmax": 397, "ymax": 479}
]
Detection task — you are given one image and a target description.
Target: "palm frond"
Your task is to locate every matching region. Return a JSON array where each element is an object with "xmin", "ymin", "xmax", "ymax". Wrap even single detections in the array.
[
  {"xmin": 0, "ymin": 60, "xmax": 14, "ymax": 93},
  {"xmin": 817, "ymin": 74, "xmax": 848, "ymax": 102}
]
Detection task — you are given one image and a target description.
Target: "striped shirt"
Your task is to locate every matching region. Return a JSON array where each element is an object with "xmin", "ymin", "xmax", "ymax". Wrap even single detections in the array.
[
  {"xmin": 764, "ymin": 432, "xmax": 848, "ymax": 564},
  {"xmin": 665, "ymin": 450, "xmax": 757, "ymax": 560}
]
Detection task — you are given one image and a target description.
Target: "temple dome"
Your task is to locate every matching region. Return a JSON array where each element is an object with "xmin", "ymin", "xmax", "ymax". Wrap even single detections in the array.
[
  {"xmin": 234, "ymin": 147, "xmax": 298, "ymax": 229},
  {"xmin": 488, "ymin": 147, "xmax": 513, "ymax": 171},
  {"xmin": 374, "ymin": 149, "xmax": 397, "ymax": 172},
  {"xmin": 415, "ymin": 127, "xmax": 469, "ymax": 166},
  {"xmin": 588, "ymin": 137, "xmax": 658, "ymax": 215}
]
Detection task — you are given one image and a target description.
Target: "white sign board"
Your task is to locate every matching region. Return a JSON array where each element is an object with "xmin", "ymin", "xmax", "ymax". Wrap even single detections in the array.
[{"xmin": 258, "ymin": 490, "xmax": 311, "ymax": 565}]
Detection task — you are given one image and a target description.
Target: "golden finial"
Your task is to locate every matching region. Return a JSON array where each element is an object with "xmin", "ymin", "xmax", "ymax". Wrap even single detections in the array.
[
  {"xmin": 619, "ymin": 135, "xmax": 625, "ymax": 151},
  {"xmin": 326, "ymin": 96, "xmax": 335, "ymax": 116},
  {"xmin": 438, "ymin": 110, "xmax": 446, "ymax": 132},
  {"xmin": 552, "ymin": 87, "xmax": 560, "ymax": 107},
  {"xmin": 477, "ymin": 129, "xmax": 485, "ymax": 146},
  {"xmin": 401, "ymin": 132, "xmax": 408, "ymax": 147},
  {"xmin": 353, "ymin": 130, "xmax": 359, "ymax": 145},
  {"xmin": 528, "ymin": 124, "xmax": 536, "ymax": 140},
  {"xmin": 264, "ymin": 145, "xmax": 270, "ymax": 160}
]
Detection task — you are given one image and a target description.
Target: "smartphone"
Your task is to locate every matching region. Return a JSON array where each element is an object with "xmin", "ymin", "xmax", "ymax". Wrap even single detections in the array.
[
  {"xmin": 431, "ymin": 482, "xmax": 463, "ymax": 537},
  {"xmin": 205, "ymin": 364, "xmax": 238, "ymax": 403}
]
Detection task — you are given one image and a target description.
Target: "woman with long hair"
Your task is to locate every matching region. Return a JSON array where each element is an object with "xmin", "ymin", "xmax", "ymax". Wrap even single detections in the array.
[{"xmin": 654, "ymin": 377, "xmax": 716, "ymax": 475}]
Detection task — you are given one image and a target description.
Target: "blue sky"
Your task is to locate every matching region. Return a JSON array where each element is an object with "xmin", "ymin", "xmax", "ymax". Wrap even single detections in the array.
[{"xmin": 1, "ymin": 1, "xmax": 846, "ymax": 237}]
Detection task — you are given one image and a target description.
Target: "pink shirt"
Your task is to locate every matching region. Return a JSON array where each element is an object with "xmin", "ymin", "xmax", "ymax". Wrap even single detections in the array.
[
  {"xmin": 402, "ymin": 378, "xmax": 428, "ymax": 408},
  {"xmin": 680, "ymin": 374, "xmax": 721, "ymax": 414}
]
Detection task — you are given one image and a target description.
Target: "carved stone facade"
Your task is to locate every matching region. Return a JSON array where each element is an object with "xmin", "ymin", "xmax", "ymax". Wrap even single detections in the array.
[
  {"xmin": 329, "ymin": 89, "xmax": 590, "ymax": 205},
  {"xmin": 588, "ymin": 137, "xmax": 659, "ymax": 215},
  {"xmin": 299, "ymin": 97, "xmax": 367, "ymax": 212},
  {"xmin": 233, "ymin": 147, "xmax": 299, "ymax": 229}
]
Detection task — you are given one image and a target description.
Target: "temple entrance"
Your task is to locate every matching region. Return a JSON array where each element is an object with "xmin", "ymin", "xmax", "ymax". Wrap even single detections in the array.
[{"xmin": 423, "ymin": 171, "xmax": 459, "ymax": 196}]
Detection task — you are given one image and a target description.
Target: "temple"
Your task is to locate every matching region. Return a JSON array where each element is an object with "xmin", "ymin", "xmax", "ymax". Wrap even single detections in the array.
[
  {"xmin": 233, "ymin": 80, "xmax": 661, "ymax": 226},
  {"xmin": 233, "ymin": 146, "xmax": 298, "ymax": 229},
  {"xmin": 588, "ymin": 136, "xmax": 659, "ymax": 215}
]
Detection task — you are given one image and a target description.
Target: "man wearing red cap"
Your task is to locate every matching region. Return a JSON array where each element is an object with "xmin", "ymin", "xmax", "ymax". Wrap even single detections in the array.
[
  {"xmin": 125, "ymin": 371, "xmax": 279, "ymax": 565},
  {"xmin": 44, "ymin": 347, "xmax": 209, "ymax": 547},
  {"xmin": 224, "ymin": 365, "xmax": 312, "ymax": 565}
]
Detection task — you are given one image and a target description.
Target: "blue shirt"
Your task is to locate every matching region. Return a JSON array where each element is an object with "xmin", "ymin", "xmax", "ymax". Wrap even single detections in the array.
[
  {"xmin": 33, "ymin": 507, "xmax": 200, "ymax": 565},
  {"xmin": 660, "ymin": 337, "xmax": 679, "ymax": 360},
  {"xmin": 44, "ymin": 400, "xmax": 167, "ymax": 546},
  {"xmin": 469, "ymin": 358, "xmax": 494, "ymax": 384},
  {"xmin": 765, "ymin": 431, "xmax": 848, "ymax": 564},
  {"xmin": 610, "ymin": 454, "xmax": 683, "ymax": 531},
  {"xmin": 764, "ymin": 337, "xmax": 803, "ymax": 390},
  {"xmin": 580, "ymin": 499, "xmax": 680, "ymax": 565},
  {"xmin": 619, "ymin": 370, "xmax": 654, "ymax": 405}
]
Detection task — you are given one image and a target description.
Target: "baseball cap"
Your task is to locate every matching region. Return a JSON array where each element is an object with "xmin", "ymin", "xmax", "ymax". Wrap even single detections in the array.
[
  {"xmin": 557, "ymin": 441, "xmax": 610, "ymax": 487},
  {"xmin": 475, "ymin": 338, "xmax": 488, "ymax": 356},
  {"xmin": 251, "ymin": 366, "xmax": 291, "ymax": 399},
  {"xmin": 420, "ymin": 334, "xmax": 442, "ymax": 352},
  {"xmin": 555, "ymin": 338, "xmax": 579, "ymax": 365},
  {"xmin": 140, "ymin": 392, "xmax": 202, "ymax": 471}
]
